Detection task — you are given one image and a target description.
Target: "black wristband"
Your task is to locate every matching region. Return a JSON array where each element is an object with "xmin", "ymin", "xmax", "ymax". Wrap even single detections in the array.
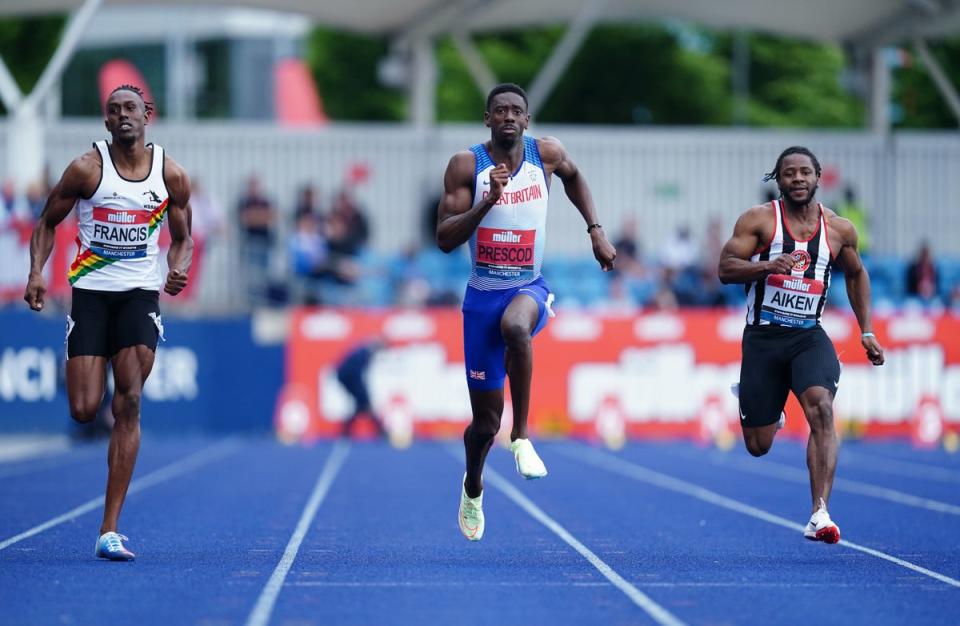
[{"xmin": 587, "ymin": 223, "xmax": 602, "ymax": 233}]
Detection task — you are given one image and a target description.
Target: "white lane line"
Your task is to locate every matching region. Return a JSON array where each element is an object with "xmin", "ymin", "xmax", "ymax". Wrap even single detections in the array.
[
  {"xmin": 0, "ymin": 435, "xmax": 71, "ymax": 463},
  {"xmin": 459, "ymin": 451, "xmax": 686, "ymax": 626},
  {"xmin": 557, "ymin": 445, "xmax": 960, "ymax": 589},
  {"xmin": 283, "ymin": 580, "xmax": 939, "ymax": 589},
  {"xmin": 0, "ymin": 438, "xmax": 243, "ymax": 551},
  {"xmin": 686, "ymin": 450, "xmax": 960, "ymax": 516},
  {"xmin": 0, "ymin": 445, "xmax": 105, "ymax": 480},
  {"xmin": 843, "ymin": 450, "xmax": 960, "ymax": 484},
  {"xmin": 246, "ymin": 441, "xmax": 350, "ymax": 626}
]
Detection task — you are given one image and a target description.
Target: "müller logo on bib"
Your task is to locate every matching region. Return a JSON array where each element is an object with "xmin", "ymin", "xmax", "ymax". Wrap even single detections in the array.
[
  {"xmin": 475, "ymin": 227, "xmax": 536, "ymax": 278},
  {"xmin": 767, "ymin": 274, "xmax": 824, "ymax": 295},
  {"xmin": 782, "ymin": 278, "xmax": 812, "ymax": 292},
  {"xmin": 791, "ymin": 249, "xmax": 812, "ymax": 272}
]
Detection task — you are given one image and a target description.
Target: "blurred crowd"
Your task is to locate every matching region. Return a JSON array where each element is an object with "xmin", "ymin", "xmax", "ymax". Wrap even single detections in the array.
[{"xmin": 2, "ymin": 173, "xmax": 959, "ymax": 314}]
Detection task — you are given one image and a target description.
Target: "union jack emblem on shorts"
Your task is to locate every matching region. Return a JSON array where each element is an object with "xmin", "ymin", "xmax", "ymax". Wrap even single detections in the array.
[{"xmin": 469, "ymin": 370, "xmax": 486, "ymax": 381}]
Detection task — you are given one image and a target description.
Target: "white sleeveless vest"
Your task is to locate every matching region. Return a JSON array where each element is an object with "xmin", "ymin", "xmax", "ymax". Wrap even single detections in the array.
[{"xmin": 69, "ymin": 141, "xmax": 169, "ymax": 291}]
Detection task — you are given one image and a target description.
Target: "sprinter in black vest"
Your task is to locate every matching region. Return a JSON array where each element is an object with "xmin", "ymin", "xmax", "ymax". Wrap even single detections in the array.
[{"xmin": 718, "ymin": 146, "xmax": 884, "ymax": 544}]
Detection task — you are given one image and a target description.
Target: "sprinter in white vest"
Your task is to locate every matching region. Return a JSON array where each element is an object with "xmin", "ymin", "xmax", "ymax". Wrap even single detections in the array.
[
  {"xmin": 719, "ymin": 146, "xmax": 884, "ymax": 544},
  {"xmin": 24, "ymin": 85, "xmax": 193, "ymax": 561},
  {"xmin": 438, "ymin": 83, "xmax": 616, "ymax": 541}
]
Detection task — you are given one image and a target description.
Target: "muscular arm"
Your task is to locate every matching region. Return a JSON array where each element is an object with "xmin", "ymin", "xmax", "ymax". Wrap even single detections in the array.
[
  {"xmin": 163, "ymin": 157, "xmax": 194, "ymax": 295},
  {"xmin": 833, "ymin": 217, "xmax": 884, "ymax": 364},
  {"xmin": 538, "ymin": 136, "xmax": 615, "ymax": 270},
  {"xmin": 24, "ymin": 152, "xmax": 99, "ymax": 311},
  {"xmin": 718, "ymin": 206, "xmax": 791, "ymax": 284},
  {"xmin": 436, "ymin": 151, "xmax": 495, "ymax": 253}
]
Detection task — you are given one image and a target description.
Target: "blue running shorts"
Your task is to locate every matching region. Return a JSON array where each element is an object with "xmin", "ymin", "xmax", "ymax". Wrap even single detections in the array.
[{"xmin": 461, "ymin": 276, "xmax": 554, "ymax": 391}]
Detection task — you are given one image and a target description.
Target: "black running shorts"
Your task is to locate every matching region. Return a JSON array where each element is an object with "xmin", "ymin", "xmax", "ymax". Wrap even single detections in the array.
[
  {"xmin": 738, "ymin": 324, "xmax": 840, "ymax": 428},
  {"xmin": 66, "ymin": 288, "xmax": 162, "ymax": 359}
]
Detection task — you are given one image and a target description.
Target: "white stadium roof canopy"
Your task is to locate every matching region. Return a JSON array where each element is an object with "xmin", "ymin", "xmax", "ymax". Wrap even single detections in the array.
[
  {"xmin": 0, "ymin": 0, "xmax": 958, "ymax": 186},
  {"xmin": 1, "ymin": 0, "xmax": 959, "ymax": 45}
]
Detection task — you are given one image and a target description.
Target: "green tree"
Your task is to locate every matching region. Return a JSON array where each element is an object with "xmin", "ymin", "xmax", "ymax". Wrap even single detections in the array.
[
  {"xmin": 436, "ymin": 28, "xmax": 565, "ymax": 121},
  {"xmin": 0, "ymin": 17, "xmax": 64, "ymax": 114},
  {"xmin": 540, "ymin": 25, "xmax": 730, "ymax": 124},
  {"xmin": 305, "ymin": 28, "xmax": 405, "ymax": 121},
  {"xmin": 893, "ymin": 40, "xmax": 960, "ymax": 129},
  {"xmin": 716, "ymin": 33, "xmax": 864, "ymax": 127}
]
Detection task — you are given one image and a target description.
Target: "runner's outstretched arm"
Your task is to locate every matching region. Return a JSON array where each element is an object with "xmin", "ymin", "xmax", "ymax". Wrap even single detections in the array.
[
  {"xmin": 833, "ymin": 219, "xmax": 884, "ymax": 366},
  {"xmin": 538, "ymin": 136, "xmax": 615, "ymax": 271},
  {"xmin": 24, "ymin": 153, "xmax": 98, "ymax": 311},
  {"xmin": 163, "ymin": 158, "xmax": 194, "ymax": 296}
]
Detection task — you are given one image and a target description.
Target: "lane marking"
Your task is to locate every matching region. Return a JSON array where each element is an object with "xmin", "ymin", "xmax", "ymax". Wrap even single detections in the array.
[
  {"xmin": 0, "ymin": 438, "xmax": 243, "ymax": 552},
  {"xmin": 557, "ymin": 445, "xmax": 960, "ymax": 589},
  {"xmin": 843, "ymin": 450, "xmax": 960, "ymax": 484},
  {"xmin": 0, "ymin": 435, "xmax": 71, "ymax": 463},
  {"xmin": 283, "ymin": 580, "xmax": 943, "ymax": 589},
  {"xmin": 671, "ymin": 448, "xmax": 960, "ymax": 516},
  {"xmin": 0, "ymin": 445, "xmax": 104, "ymax": 480},
  {"xmin": 246, "ymin": 441, "xmax": 350, "ymax": 626},
  {"xmin": 448, "ymin": 447, "xmax": 686, "ymax": 626}
]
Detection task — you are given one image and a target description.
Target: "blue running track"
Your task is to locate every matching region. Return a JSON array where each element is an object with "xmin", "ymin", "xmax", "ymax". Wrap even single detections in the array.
[{"xmin": 1, "ymin": 437, "xmax": 957, "ymax": 626}]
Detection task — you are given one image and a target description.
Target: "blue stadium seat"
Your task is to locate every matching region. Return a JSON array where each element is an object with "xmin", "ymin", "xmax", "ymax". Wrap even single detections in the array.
[{"xmin": 937, "ymin": 257, "xmax": 960, "ymax": 298}]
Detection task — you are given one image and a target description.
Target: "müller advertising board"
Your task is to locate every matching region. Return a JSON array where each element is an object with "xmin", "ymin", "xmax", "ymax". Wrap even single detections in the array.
[{"xmin": 279, "ymin": 308, "xmax": 960, "ymax": 445}]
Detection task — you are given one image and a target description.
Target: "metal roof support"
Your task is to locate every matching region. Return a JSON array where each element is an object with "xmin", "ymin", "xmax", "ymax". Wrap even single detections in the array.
[
  {"xmin": 451, "ymin": 31, "xmax": 497, "ymax": 97},
  {"xmin": 870, "ymin": 47, "xmax": 892, "ymax": 135},
  {"xmin": 527, "ymin": 0, "xmax": 605, "ymax": 118},
  {"xmin": 23, "ymin": 0, "xmax": 103, "ymax": 110},
  {"xmin": 9, "ymin": 0, "xmax": 103, "ymax": 190},
  {"xmin": 166, "ymin": 31, "xmax": 193, "ymax": 121},
  {"xmin": 913, "ymin": 38, "xmax": 960, "ymax": 126},
  {"xmin": 410, "ymin": 35, "xmax": 437, "ymax": 127},
  {"xmin": 0, "ymin": 55, "xmax": 23, "ymax": 111}
]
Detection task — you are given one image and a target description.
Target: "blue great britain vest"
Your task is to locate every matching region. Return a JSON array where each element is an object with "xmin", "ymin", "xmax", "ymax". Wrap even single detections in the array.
[{"xmin": 467, "ymin": 136, "xmax": 549, "ymax": 290}]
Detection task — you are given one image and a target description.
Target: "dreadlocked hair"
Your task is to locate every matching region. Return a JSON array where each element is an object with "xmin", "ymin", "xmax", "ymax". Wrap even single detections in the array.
[
  {"xmin": 110, "ymin": 84, "xmax": 155, "ymax": 117},
  {"xmin": 763, "ymin": 146, "xmax": 821, "ymax": 182}
]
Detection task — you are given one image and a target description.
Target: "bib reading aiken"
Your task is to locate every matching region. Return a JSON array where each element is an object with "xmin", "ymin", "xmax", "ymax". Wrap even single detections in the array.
[
  {"xmin": 68, "ymin": 141, "xmax": 169, "ymax": 291},
  {"xmin": 745, "ymin": 200, "xmax": 834, "ymax": 329},
  {"xmin": 468, "ymin": 136, "xmax": 548, "ymax": 290}
]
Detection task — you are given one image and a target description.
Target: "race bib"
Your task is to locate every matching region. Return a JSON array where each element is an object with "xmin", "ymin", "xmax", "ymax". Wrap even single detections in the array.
[
  {"xmin": 760, "ymin": 274, "xmax": 824, "ymax": 328},
  {"xmin": 90, "ymin": 207, "xmax": 150, "ymax": 259},
  {"xmin": 475, "ymin": 227, "xmax": 536, "ymax": 280}
]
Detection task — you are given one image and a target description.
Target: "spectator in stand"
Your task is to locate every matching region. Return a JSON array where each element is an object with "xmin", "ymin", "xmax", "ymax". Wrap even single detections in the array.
[
  {"xmin": 0, "ymin": 179, "xmax": 18, "ymax": 219},
  {"xmin": 652, "ymin": 271, "xmax": 679, "ymax": 311},
  {"xmin": 0, "ymin": 178, "xmax": 33, "ymax": 226},
  {"xmin": 906, "ymin": 241, "xmax": 939, "ymax": 304},
  {"xmin": 327, "ymin": 188, "xmax": 369, "ymax": 256},
  {"xmin": 948, "ymin": 284, "xmax": 960, "ymax": 314},
  {"xmin": 610, "ymin": 216, "xmax": 657, "ymax": 305},
  {"xmin": 289, "ymin": 212, "xmax": 358, "ymax": 302},
  {"xmin": 237, "ymin": 175, "xmax": 276, "ymax": 303},
  {"xmin": 836, "ymin": 185, "xmax": 870, "ymax": 257},
  {"xmin": 25, "ymin": 182, "xmax": 47, "ymax": 222},
  {"xmin": 612, "ymin": 215, "xmax": 644, "ymax": 278},
  {"xmin": 661, "ymin": 224, "xmax": 699, "ymax": 273},
  {"xmin": 660, "ymin": 224, "xmax": 699, "ymax": 305},
  {"xmin": 184, "ymin": 179, "xmax": 225, "ymax": 299},
  {"xmin": 294, "ymin": 184, "xmax": 321, "ymax": 220},
  {"xmin": 697, "ymin": 216, "xmax": 727, "ymax": 306},
  {"xmin": 390, "ymin": 243, "xmax": 433, "ymax": 307}
]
